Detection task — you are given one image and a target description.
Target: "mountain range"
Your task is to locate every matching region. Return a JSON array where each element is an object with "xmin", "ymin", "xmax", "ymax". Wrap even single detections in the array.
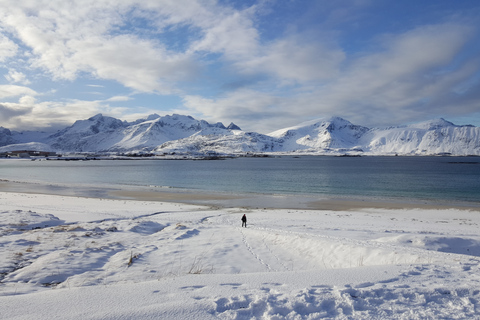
[{"xmin": 0, "ymin": 114, "xmax": 479, "ymax": 156}]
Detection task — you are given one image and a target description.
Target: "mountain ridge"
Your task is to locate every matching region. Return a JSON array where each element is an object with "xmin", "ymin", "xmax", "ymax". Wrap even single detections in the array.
[{"xmin": 0, "ymin": 114, "xmax": 478, "ymax": 156}]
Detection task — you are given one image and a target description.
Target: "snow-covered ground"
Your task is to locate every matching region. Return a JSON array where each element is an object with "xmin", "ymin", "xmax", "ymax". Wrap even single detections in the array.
[{"xmin": 1, "ymin": 192, "xmax": 480, "ymax": 319}]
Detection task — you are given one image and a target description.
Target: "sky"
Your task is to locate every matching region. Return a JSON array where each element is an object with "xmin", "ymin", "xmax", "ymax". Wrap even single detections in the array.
[{"xmin": 0, "ymin": 0, "xmax": 479, "ymax": 133}]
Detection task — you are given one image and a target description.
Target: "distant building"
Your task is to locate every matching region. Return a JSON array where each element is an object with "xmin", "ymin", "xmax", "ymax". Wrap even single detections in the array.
[{"xmin": 6, "ymin": 150, "xmax": 57, "ymax": 158}]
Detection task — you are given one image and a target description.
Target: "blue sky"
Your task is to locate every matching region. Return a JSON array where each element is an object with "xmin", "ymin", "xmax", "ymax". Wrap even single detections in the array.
[{"xmin": 0, "ymin": 0, "xmax": 479, "ymax": 133}]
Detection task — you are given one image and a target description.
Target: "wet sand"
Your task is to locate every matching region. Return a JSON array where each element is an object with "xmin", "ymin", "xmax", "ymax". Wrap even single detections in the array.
[
  {"xmin": 1, "ymin": 179, "xmax": 479, "ymax": 212},
  {"xmin": 113, "ymin": 189, "xmax": 480, "ymax": 211}
]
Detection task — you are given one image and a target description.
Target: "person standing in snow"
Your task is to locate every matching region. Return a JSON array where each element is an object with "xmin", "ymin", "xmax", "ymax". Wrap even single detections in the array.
[{"xmin": 241, "ymin": 214, "xmax": 247, "ymax": 228}]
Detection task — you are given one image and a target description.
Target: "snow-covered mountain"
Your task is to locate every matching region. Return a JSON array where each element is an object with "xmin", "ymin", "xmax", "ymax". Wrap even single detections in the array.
[
  {"xmin": 269, "ymin": 116, "xmax": 369, "ymax": 152},
  {"xmin": 0, "ymin": 127, "xmax": 52, "ymax": 152},
  {"xmin": 156, "ymin": 130, "xmax": 278, "ymax": 154},
  {"xmin": 0, "ymin": 114, "xmax": 478, "ymax": 156},
  {"xmin": 48, "ymin": 114, "xmax": 127, "ymax": 152},
  {"xmin": 364, "ymin": 119, "xmax": 480, "ymax": 155},
  {"xmin": 160, "ymin": 116, "xmax": 479, "ymax": 156},
  {"xmin": 109, "ymin": 114, "xmax": 238, "ymax": 152},
  {"xmin": 155, "ymin": 116, "xmax": 371, "ymax": 154},
  {"xmin": 0, "ymin": 127, "xmax": 15, "ymax": 146},
  {"xmin": 0, "ymin": 114, "xmax": 244, "ymax": 153}
]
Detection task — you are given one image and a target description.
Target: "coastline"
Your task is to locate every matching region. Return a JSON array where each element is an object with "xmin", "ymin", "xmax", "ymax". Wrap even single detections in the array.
[{"xmin": 1, "ymin": 179, "xmax": 479, "ymax": 212}]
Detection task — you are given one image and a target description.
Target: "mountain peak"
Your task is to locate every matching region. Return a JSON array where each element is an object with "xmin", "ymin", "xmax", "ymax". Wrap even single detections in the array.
[
  {"xmin": 408, "ymin": 118, "xmax": 456, "ymax": 130},
  {"xmin": 145, "ymin": 114, "xmax": 161, "ymax": 121},
  {"xmin": 88, "ymin": 114, "xmax": 104, "ymax": 121},
  {"xmin": 269, "ymin": 116, "xmax": 357, "ymax": 137},
  {"xmin": 227, "ymin": 122, "xmax": 241, "ymax": 130}
]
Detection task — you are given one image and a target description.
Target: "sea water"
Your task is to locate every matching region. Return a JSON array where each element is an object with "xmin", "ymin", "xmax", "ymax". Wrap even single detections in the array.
[{"xmin": 0, "ymin": 156, "xmax": 479, "ymax": 203}]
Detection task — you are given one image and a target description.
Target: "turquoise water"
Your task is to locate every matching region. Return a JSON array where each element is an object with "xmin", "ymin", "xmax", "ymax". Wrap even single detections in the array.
[{"xmin": 1, "ymin": 156, "xmax": 479, "ymax": 203}]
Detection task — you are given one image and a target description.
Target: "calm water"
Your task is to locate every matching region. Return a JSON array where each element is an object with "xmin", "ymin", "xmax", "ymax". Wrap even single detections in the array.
[{"xmin": 0, "ymin": 156, "xmax": 479, "ymax": 203}]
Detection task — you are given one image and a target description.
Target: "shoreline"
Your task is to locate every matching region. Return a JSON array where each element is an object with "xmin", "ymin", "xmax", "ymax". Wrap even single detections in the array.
[{"xmin": 1, "ymin": 179, "xmax": 479, "ymax": 211}]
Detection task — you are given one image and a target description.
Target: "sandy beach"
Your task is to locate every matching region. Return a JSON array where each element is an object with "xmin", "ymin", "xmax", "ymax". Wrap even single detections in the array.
[{"xmin": 1, "ymin": 179, "xmax": 479, "ymax": 212}]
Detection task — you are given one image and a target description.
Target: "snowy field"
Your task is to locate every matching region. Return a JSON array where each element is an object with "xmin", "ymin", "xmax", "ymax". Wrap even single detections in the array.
[{"xmin": 2, "ymin": 192, "xmax": 480, "ymax": 319}]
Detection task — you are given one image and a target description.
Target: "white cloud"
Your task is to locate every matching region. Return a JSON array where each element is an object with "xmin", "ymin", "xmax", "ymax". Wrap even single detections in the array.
[
  {"xmin": 185, "ymin": 4, "xmax": 346, "ymax": 85},
  {"xmin": 0, "ymin": 32, "xmax": 17, "ymax": 61},
  {"xmin": 183, "ymin": 22, "xmax": 479, "ymax": 131},
  {"xmin": 0, "ymin": 85, "xmax": 37, "ymax": 99},
  {"xmin": 106, "ymin": 95, "xmax": 131, "ymax": 102},
  {"xmin": 183, "ymin": 89, "xmax": 296, "ymax": 133},
  {"xmin": 297, "ymin": 23, "xmax": 478, "ymax": 126},
  {"xmin": 238, "ymin": 36, "xmax": 345, "ymax": 84},
  {"xmin": 69, "ymin": 34, "xmax": 197, "ymax": 93},
  {"xmin": 1, "ymin": 0, "xmax": 338, "ymax": 95},
  {"xmin": 0, "ymin": 97, "xmax": 133, "ymax": 131},
  {"xmin": 189, "ymin": 8, "xmax": 259, "ymax": 59},
  {"xmin": 0, "ymin": 0, "xmax": 200, "ymax": 93},
  {"xmin": 1, "ymin": 1, "xmax": 122, "ymax": 78},
  {"xmin": 352, "ymin": 24, "xmax": 472, "ymax": 81},
  {"xmin": 5, "ymin": 69, "xmax": 31, "ymax": 85},
  {"xmin": 0, "ymin": 0, "xmax": 265, "ymax": 94},
  {"xmin": 18, "ymin": 95, "xmax": 36, "ymax": 105}
]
